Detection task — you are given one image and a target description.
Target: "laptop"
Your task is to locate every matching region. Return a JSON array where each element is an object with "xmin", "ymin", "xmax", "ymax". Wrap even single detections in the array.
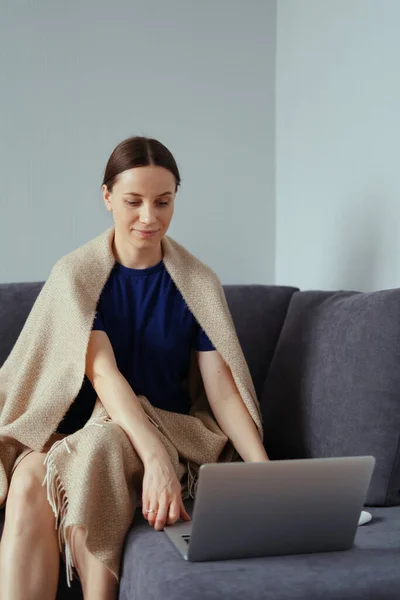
[{"xmin": 164, "ymin": 456, "xmax": 375, "ymax": 561}]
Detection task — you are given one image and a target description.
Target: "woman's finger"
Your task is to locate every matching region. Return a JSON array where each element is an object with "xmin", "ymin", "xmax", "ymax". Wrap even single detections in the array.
[
  {"xmin": 146, "ymin": 497, "xmax": 159, "ymax": 526},
  {"xmin": 142, "ymin": 493, "xmax": 149, "ymax": 519},
  {"xmin": 154, "ymin": 498, "xmax": 169, "ymax": 531},
  {"xmin": 165, "ymin": 499, "xmax": 181, "ymax": 525}
]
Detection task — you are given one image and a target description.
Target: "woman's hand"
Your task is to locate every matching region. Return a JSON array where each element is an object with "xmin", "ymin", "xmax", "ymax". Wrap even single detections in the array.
[{"xmin": 142, "ymin": 455, "xmax": 191, "ymax": 530}]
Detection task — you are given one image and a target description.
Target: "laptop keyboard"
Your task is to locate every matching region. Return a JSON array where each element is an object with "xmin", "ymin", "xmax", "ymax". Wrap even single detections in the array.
[{"xmin": 181, "ymin": 535, "xmax": 191, "ymax": 545}]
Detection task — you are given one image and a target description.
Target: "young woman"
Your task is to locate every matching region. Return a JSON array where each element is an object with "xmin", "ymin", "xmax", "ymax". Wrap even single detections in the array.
[{"xmin": 0, "ymin": 136, "xmax": 268, "ymax": 600}]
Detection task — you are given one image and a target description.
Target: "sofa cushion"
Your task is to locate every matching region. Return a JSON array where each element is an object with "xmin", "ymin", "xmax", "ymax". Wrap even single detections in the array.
[
  {"xmin": 261, "ymin": 289, "xmax": 400, "ymax": 507},
  {"xmin": 0, "ymin": 282, "xmax": 45, "ymax": 368},
  {"xmin": 223, "ymin": 285, "xmax": 298, "ymax": 399},
  {"xmin": 119, "ymin": 503, "xmax": 400, "ymax": 600}
]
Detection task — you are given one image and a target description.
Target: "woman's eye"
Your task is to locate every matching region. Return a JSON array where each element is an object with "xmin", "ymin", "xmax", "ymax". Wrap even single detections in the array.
[{"xmin": 126, "ymin": 201, "xmax": 169, "ymax": 207}]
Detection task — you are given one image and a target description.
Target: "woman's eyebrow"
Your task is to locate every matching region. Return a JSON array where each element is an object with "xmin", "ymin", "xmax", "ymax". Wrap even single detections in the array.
[{"xmin": 123, "ymin": 191, "xmax": 172, "ymax": 197}]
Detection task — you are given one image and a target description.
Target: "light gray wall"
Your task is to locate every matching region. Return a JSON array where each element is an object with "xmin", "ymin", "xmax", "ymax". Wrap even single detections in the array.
[
  {"xmin": 0, "ymin": 0, "xmax": 276, "ymax": 285},
  {"xmin": 276, "ymin": 0, "xmax": 400, "ymax": 291}
]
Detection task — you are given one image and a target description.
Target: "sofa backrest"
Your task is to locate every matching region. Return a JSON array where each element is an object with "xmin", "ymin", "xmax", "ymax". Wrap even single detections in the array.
[
  {"xmin": 0, "ymin": 281, "xmax": 44, "ymax": 368},
  {"xmin": 0, "ymin": 281, "xmax": 298, "ymax": 402},
  {"xmin": 223, "ymin": 285, "xmax": 298, "ymax": 398},
  {"xmin": 261, "ymin": 287, "xmax": 400, "ymax": 507}
]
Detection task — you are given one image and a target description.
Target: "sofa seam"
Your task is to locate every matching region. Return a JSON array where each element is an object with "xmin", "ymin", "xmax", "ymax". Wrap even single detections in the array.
[
  {"xmin": 385, "ymin": 432, "xmax": 400, "ymax": 505},
  {"xmin": 260, "ymin": 287, "xmax": 300, "ymax": 395}
]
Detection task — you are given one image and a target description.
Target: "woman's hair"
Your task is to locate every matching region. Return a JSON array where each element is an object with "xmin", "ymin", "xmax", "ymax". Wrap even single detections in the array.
[{"xmin": 102, "ymin": 136, "xmax": 181, "ymax": 193}]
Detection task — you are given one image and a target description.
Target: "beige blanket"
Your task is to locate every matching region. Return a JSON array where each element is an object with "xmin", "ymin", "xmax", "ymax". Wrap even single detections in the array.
[{"xmin": 0, "ymin": 225, "xmax": 263, "ymax": 585}]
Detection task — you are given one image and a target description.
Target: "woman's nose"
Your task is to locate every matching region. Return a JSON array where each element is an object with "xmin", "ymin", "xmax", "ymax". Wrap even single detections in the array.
[{"xmin": 140, "ymin": 212, "xmax": 155, "ymax": 224}]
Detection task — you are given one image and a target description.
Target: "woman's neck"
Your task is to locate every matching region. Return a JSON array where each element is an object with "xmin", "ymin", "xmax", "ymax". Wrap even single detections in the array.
[{"xmin": 112, "ymin": 230, "xmax": 163, "ymax": 270}]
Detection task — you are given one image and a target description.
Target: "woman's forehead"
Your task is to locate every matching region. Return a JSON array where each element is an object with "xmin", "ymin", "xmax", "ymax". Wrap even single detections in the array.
[{"xmin": 117, "ymin": 166, "xmax": 176, "ymax": 192}]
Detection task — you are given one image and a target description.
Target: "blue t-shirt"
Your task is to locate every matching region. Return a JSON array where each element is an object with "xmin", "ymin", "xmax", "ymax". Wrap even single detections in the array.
[{"xmin": 57, "ymin": 258, "xmax": 215, "ymax": 434}]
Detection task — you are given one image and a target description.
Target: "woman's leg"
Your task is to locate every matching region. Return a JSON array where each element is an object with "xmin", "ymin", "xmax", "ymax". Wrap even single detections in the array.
[
  {"xmin": 69, "ymin": 525, "xmax": 118, "ymax": 600},
  {"xmin": 0, "ymin": 451, "xmax": 60, "ymax": 600}
]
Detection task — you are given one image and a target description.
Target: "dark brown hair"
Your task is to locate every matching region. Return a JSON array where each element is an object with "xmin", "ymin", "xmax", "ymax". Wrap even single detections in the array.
[{"xmin": 102, "ymin": 136, "xmax": 181, "ymax": 193}]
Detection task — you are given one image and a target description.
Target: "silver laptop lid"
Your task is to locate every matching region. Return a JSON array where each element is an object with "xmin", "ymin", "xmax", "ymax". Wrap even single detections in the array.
[{"xmin": 186, "ymin": 456, "xmax": 375, "ymax": 561}]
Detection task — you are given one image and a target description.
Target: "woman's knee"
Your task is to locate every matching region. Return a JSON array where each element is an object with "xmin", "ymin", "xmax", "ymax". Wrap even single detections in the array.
[{"xmin": 6, "ymin": 455, "xmax": 53, "ymax": 534}]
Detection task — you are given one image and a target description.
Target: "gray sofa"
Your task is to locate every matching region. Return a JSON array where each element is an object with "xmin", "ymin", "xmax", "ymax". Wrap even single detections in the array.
[{"xmin": 0, "ymin": 281, "xmax": 399, "ymax": 599}]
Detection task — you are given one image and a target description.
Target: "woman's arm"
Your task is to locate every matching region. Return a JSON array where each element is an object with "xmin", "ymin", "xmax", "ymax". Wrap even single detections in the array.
[
  {"xmin": 85, "ymin": 330, "xmax": 170, "ymax": 466},
  {"xmin": 197, "ymin": 350, "xmax": 269, "ymax": 462},
  {"xmin": 85, "ymin": 330, "xmax": 190, "ymax": 530}
]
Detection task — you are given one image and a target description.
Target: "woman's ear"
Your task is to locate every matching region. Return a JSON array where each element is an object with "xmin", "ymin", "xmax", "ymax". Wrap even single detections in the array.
[{"xmin": 102, "ymin": 185, "xmax": 113, "ymax": 212}]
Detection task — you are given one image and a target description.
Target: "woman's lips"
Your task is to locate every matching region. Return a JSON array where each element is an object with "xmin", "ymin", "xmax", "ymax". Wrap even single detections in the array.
[{"xmin": 134, "ymin": 229, "xmax": 159, "ymax": 238}]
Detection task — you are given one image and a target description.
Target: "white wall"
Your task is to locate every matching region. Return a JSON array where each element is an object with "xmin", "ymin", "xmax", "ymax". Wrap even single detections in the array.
[
  {"xmin": 0, "ymin": 0, "xmax": 276, "ymax": 285},
  {"xmin": 276, "ymin": 0, "xmax": 400, "ymax": 291}
]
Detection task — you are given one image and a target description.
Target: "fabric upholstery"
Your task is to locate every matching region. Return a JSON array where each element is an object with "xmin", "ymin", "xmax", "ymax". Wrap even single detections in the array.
[
  {"xmin": 119, "ymin": 503, "xmax": 400, "ymax": 600},
  {"xmin": 0, "ymin": 281, "xmax": 44, "ymax": 368},
  {"xmin": 262, "ymin": 289, "xmax": 400, "ymax": 507}
]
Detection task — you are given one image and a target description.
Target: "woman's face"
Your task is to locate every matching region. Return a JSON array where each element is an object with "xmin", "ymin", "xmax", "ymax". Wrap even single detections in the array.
[{"xmin": 102, "ymin": 165, "xmax": 176, "ymax": 247}]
